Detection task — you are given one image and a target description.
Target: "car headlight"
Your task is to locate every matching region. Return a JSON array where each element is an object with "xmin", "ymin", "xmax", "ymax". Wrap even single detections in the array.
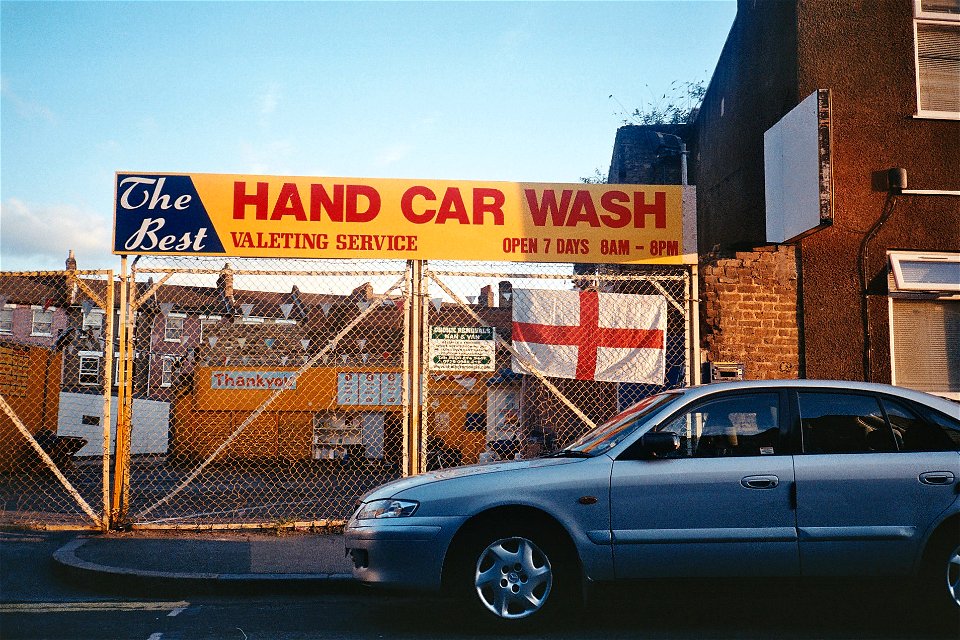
[{"xmin": 355, "ymin": 499, "xmax": 419, "ymax": 520}]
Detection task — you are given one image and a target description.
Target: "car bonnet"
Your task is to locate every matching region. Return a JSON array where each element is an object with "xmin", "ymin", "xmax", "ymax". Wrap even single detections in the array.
[{"xmin": 358, "ymin": 456, "xmax": 584, "ymax": 502}]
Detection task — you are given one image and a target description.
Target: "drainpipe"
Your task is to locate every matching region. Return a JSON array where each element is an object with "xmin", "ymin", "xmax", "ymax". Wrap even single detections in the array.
[
  {"xmin": 860, "ymin": 169, "xmax": 960, "ymax": 381},
  {"xmin": 680, "ymin": 142, "xmax": 688, "ymax": 186}
]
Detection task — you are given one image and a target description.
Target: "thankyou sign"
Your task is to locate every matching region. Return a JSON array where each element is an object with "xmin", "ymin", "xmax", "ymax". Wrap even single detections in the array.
[{"xmin": 211, "ymin": 371, "xmax": 297, "ymax": 390}]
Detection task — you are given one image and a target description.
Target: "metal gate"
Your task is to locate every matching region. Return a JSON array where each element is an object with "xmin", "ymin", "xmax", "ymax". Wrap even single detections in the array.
[
  {"xmin": 0, "ymin": 269, "xmax": 114, "ymax": 530},
  {"xmin": 1, "ymin": 258, "xmax": 696, "ymax": 530},
  {"xmin": 418, "ymin": 261, "xmax": 695, "ymax": 470},
  {"xmin": 116, "ymin": 256, "xmax": 410, "ymax": 529}
]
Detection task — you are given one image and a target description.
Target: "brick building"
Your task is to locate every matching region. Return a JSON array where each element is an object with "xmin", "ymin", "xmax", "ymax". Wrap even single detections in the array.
[
  {"xmin": 0, "ymin": 256, "xmax": 542, "ymax": 467},
  {"xmin": 611, "ymin": 0, "xmax": 959, "ymax": 398}
]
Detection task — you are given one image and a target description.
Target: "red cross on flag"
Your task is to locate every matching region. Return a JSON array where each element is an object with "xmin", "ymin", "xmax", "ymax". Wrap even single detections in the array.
[{"xmin": 511, "ymin": 289, "xmax": 666, "ymax": 383}]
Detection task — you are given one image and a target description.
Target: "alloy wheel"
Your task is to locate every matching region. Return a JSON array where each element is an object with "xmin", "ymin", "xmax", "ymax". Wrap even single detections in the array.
[
  {"xmin": 947, "ymin": 542, "xmax": 960, "ymax": 608},
  {"xmin": 473, "ymin": 536, "xmax": 553, "ymax": 620}
]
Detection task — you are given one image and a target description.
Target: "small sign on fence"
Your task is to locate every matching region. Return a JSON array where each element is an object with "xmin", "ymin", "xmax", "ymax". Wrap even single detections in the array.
[
  {"xmin": 210, "ymin": 370, "xmax": 297, "ymax": 390},
  {"xmin": 337, "ymin": 372, "xmax": 402, "ymax": 406},
  {"xmin": 429, "ymin": 326, "xmax": 496, "ymax": 372}
]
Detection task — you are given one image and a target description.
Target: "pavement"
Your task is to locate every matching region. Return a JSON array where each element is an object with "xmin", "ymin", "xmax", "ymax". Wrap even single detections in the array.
[{"xmin": 51, "ymin": 531, "xmax": 358, "ymax": 594}]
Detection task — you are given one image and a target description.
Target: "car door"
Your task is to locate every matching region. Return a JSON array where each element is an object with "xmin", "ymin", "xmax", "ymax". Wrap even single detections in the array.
[
  {"xmin": 610, "ymin": 390, "xmax": 799, "ymax": 579},
  {"xmin": 793, "ymin": 390, "xmax": 960, "ymax": 576}
]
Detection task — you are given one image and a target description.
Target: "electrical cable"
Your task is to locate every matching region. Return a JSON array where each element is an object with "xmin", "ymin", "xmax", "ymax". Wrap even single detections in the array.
[{"xmin": 857, "ymin": 193, "xmax": 897, "ymax": 381}]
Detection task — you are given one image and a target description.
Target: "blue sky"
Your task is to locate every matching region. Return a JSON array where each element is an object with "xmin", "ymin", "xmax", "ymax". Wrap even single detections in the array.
[{"xmin": 1, "ymin": 1, "xmax": 736, "ymax": 272}]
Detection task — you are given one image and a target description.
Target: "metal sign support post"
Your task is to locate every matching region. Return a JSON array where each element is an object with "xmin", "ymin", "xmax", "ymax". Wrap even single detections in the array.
[
  {"xmin": 418, "ymin": 260, "xmax": 431, "ymax": 476},
  {"xmin": 111, "ymin": 256, "xmax": 134, "ymax": 525},
  {"xmin": 689, "ymin": 264, "xmax": 702, "ymax": 386},
  {"xmin": 406, "ymin": 260, "xmax": 425, "ymax": 476}
]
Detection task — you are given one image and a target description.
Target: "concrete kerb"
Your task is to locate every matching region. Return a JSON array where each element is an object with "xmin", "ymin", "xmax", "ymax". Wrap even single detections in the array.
[{"xmin": 52, "ymin": 536, "xmax": 361, "ymax": 596}]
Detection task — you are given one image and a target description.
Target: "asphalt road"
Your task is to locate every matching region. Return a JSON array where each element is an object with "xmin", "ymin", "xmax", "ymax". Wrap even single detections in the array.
[{"xmin": 2, "ymin": 531, "xmax": 956, "ymax": 640}]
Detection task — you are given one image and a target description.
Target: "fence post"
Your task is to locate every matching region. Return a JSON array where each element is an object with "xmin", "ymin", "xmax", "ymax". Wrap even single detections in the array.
[
  {"xmin": 405, "ymin": 260, "xmax": 424, "ymax": 476},
  {"xmin": 418, "ymin": 259, "xmax": 430, "ymax": 474},
  {"xmin": 100, "ymin": 274, "xmax": 116, "ymax": 529},
  {"xmin": 688, "ymin": 265, "xmax": 702, "ymax": 386},
  {"xmin": 111, "ymin": 257, "xmax": 133, "ymax": 526}
]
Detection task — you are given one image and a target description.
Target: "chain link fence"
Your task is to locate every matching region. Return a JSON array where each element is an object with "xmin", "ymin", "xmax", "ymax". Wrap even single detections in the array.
[
  {"xmin": 0, "ymin": 270, "xmax": 113, "ymax": 529},
  {"xmin": 122, "ymin": 256, "xmax": 409, "ymax": 528},
  {"xmin": 421, "ymin": 262, "xmax": 691, "ymax": 470},
  {"xmin": 1, "ymin": 259, "xmax": 693, "ymax": 530}
]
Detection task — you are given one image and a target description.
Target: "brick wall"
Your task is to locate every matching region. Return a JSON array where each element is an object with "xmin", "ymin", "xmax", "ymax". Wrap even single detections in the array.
[
  {"xmin": 701, "ymin": 246, "xmax": 801, "ymax": 380},
  {"xmin": 607, "ymin": 124, "xmax": 691, "ymax": 185}
]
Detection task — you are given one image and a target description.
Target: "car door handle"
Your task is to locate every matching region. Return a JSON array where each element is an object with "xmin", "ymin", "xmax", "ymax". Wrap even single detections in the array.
[
  {"xmin": 919, "ymin": 471, "xmax": 955, "ymax": 486},
  {"xmin": 741, "ymin": 475, "xmax": 779, "ymax": 489}
]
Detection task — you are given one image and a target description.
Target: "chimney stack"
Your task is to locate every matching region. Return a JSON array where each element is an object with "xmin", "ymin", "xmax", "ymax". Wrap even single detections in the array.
[
  {"xmin": 217, "ymin": 262, "xmax": 235, "ymax": 302},
  {"xmin": 498, "ymin": 281, "xmax": 513, "ymax": 308},
  {"xmin": 479, "ymin": 285, "xmax": 495, "ymax": 308}
]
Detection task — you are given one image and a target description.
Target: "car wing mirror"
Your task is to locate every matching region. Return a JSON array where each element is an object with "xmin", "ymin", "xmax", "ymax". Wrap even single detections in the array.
[{"xmin": 638, "ymin": 432, "xmax": 681, "ymax": 458}]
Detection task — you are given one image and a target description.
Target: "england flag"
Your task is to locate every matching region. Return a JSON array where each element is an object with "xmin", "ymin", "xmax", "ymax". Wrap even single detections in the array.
[{"xmin": 511, "ymin": 289, "xmax": 666, "ymax": 383}]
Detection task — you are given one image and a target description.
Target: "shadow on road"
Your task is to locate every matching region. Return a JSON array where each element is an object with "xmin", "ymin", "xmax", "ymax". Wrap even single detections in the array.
[{"xmin": 356, "ymin": 579, "xmax": 957, "ymax": 639}]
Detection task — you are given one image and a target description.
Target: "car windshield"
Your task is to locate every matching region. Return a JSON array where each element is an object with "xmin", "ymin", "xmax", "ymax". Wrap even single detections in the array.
[{"xmin": 561, "ymin": 391, "xmax": 684, "ymax": 456}]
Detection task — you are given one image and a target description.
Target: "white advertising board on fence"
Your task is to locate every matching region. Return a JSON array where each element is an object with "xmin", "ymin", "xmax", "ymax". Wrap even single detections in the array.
[{"xmin": 429, "ymin": 326, "xmax": 496, "ymax": 371}]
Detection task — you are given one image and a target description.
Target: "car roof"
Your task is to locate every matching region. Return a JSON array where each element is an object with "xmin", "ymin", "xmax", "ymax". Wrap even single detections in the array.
[{"xmin": 681, "ymin": 380, "xmax": 959, "ymax": 416}]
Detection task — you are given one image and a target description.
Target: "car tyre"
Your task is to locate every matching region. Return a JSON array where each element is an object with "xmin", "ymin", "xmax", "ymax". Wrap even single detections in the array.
[
  {"xmin": 919, "ymin": 524, "xmax": 960, "ymax": 632},
  {"xmin": 455, "ymin": 523, "xmax": 575, "ymax": 629}
]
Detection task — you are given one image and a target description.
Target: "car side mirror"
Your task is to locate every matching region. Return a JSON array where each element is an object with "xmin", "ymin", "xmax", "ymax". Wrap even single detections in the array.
[{"xmin": 638, "ymin": 432, "xmax": 681, "ymax": 458}]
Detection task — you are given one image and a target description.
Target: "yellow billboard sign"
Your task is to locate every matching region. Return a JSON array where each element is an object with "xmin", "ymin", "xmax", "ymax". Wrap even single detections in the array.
[{"xmin": 114, "ymin": 173, "xmax": 696, "ymax": 264}]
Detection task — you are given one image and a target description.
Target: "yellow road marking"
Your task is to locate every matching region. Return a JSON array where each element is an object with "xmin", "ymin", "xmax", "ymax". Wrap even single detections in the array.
[{"xmin": 0, "ymin": 601, "xmax": 190, "ymax": 613}]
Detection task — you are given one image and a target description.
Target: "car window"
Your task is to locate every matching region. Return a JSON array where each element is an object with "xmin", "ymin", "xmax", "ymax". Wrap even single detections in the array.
[
  {"xmin": 923, "ymin": 407, "xmax": 960, "ymax": 449},
  {"xmin": 652, "ymin": 393, "xmax": 780, "ymax": 458},
  {"xmin": 882, "ymin": 397, "xmax": 959, "ymax": 452},
  {"xmin": 565, "ymin": 391, "xmax": 682, "ymax": 456},
  {"xmin": 797, "ymin": 392, "xmax": 897, "ymax": 454}
]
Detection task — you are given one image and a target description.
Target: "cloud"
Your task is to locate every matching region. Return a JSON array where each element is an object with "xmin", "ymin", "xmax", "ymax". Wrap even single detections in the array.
[
  {"xmin": 0, "ymin": 76, "xmax": 56, "ymax": 124},
  {"xmin": 260, "ymin": 84, "xmax": 281, "ymax": 117},
  {"xmin": 238, "ymin": 139, "xmax": 296, "ymax": 175},
  {"xmin": 0, "ymin": 198, "xmax": 115, "ymax": 271},
  {"xmin": 374, "ymin": 143, "xmax": 413, "ymax": 167},
  {"xmin": 257, "ymin": 84, "xmax": 282, "ymax": 130},
  {"xmin": 495, "ymin": 27, "xmax": 528, "ymax": 54}
]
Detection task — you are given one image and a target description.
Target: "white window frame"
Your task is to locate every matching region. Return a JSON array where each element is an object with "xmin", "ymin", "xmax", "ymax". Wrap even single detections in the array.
[
  {"xmin": 0, "ymin": 305, "xmax": 14, "ymax": 335},
  {"xmin": 888, "ymin": 298, "xmax": 960, "ymax": 401},
  {"xmin": 889, "ymin": 250, "xmax": 960, "ymax": 292},
  {"xmin": 914, "ymin": 0, "xmax": 960, "ymax": 20},
  {"xmin": 888, "ymin": 248, "xmax": 960, "ymax": 401},
  {"xmin": 199, "ymin": 314, "xmax": 221, "ymax": 343},
  {"xmin": 486, "ymin": 388, "xmax": 522, "ymax": 445},
  {"xmin": 82, "ymin": 309, "xmax": 105, "ymax": 334},
  {"xmin": 913, "ymin": 0, "xmax": 960, "ymax": 119},
  {"xmin": 78, "ymin": 350, "xmax": 102, "ymax": 386},
  {"xmin": 31, "ymin": 306, "xmax": 55, "ymax": 337},
  {"xmin": 164, "ymin": 313, "xmax": 186, "ymax": 342},
  {"xmin": 160, "ymin": 355, "xmax": 176, "ymax": 387}
]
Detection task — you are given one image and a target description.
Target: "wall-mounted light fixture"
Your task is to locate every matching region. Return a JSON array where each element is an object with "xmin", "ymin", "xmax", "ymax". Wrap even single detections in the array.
[{"xmin": 888, "ymin": 168, "xmax": 960, "ymax": 196}]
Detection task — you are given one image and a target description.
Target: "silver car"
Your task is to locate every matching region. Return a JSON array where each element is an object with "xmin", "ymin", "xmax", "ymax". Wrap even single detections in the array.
[{"xmin": 345, "ymin": 380, "xmax": 960, "ymax": 627}]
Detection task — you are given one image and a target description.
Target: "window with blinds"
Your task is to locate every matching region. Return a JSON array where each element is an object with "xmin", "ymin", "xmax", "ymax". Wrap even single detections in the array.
[
  {"xmin": 914, "ymin": 1, "xmax": 960, "ymax": 117},
  {"xmin": 891, "ymin": 299, "xmax": 960, "ymax": 398}
]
